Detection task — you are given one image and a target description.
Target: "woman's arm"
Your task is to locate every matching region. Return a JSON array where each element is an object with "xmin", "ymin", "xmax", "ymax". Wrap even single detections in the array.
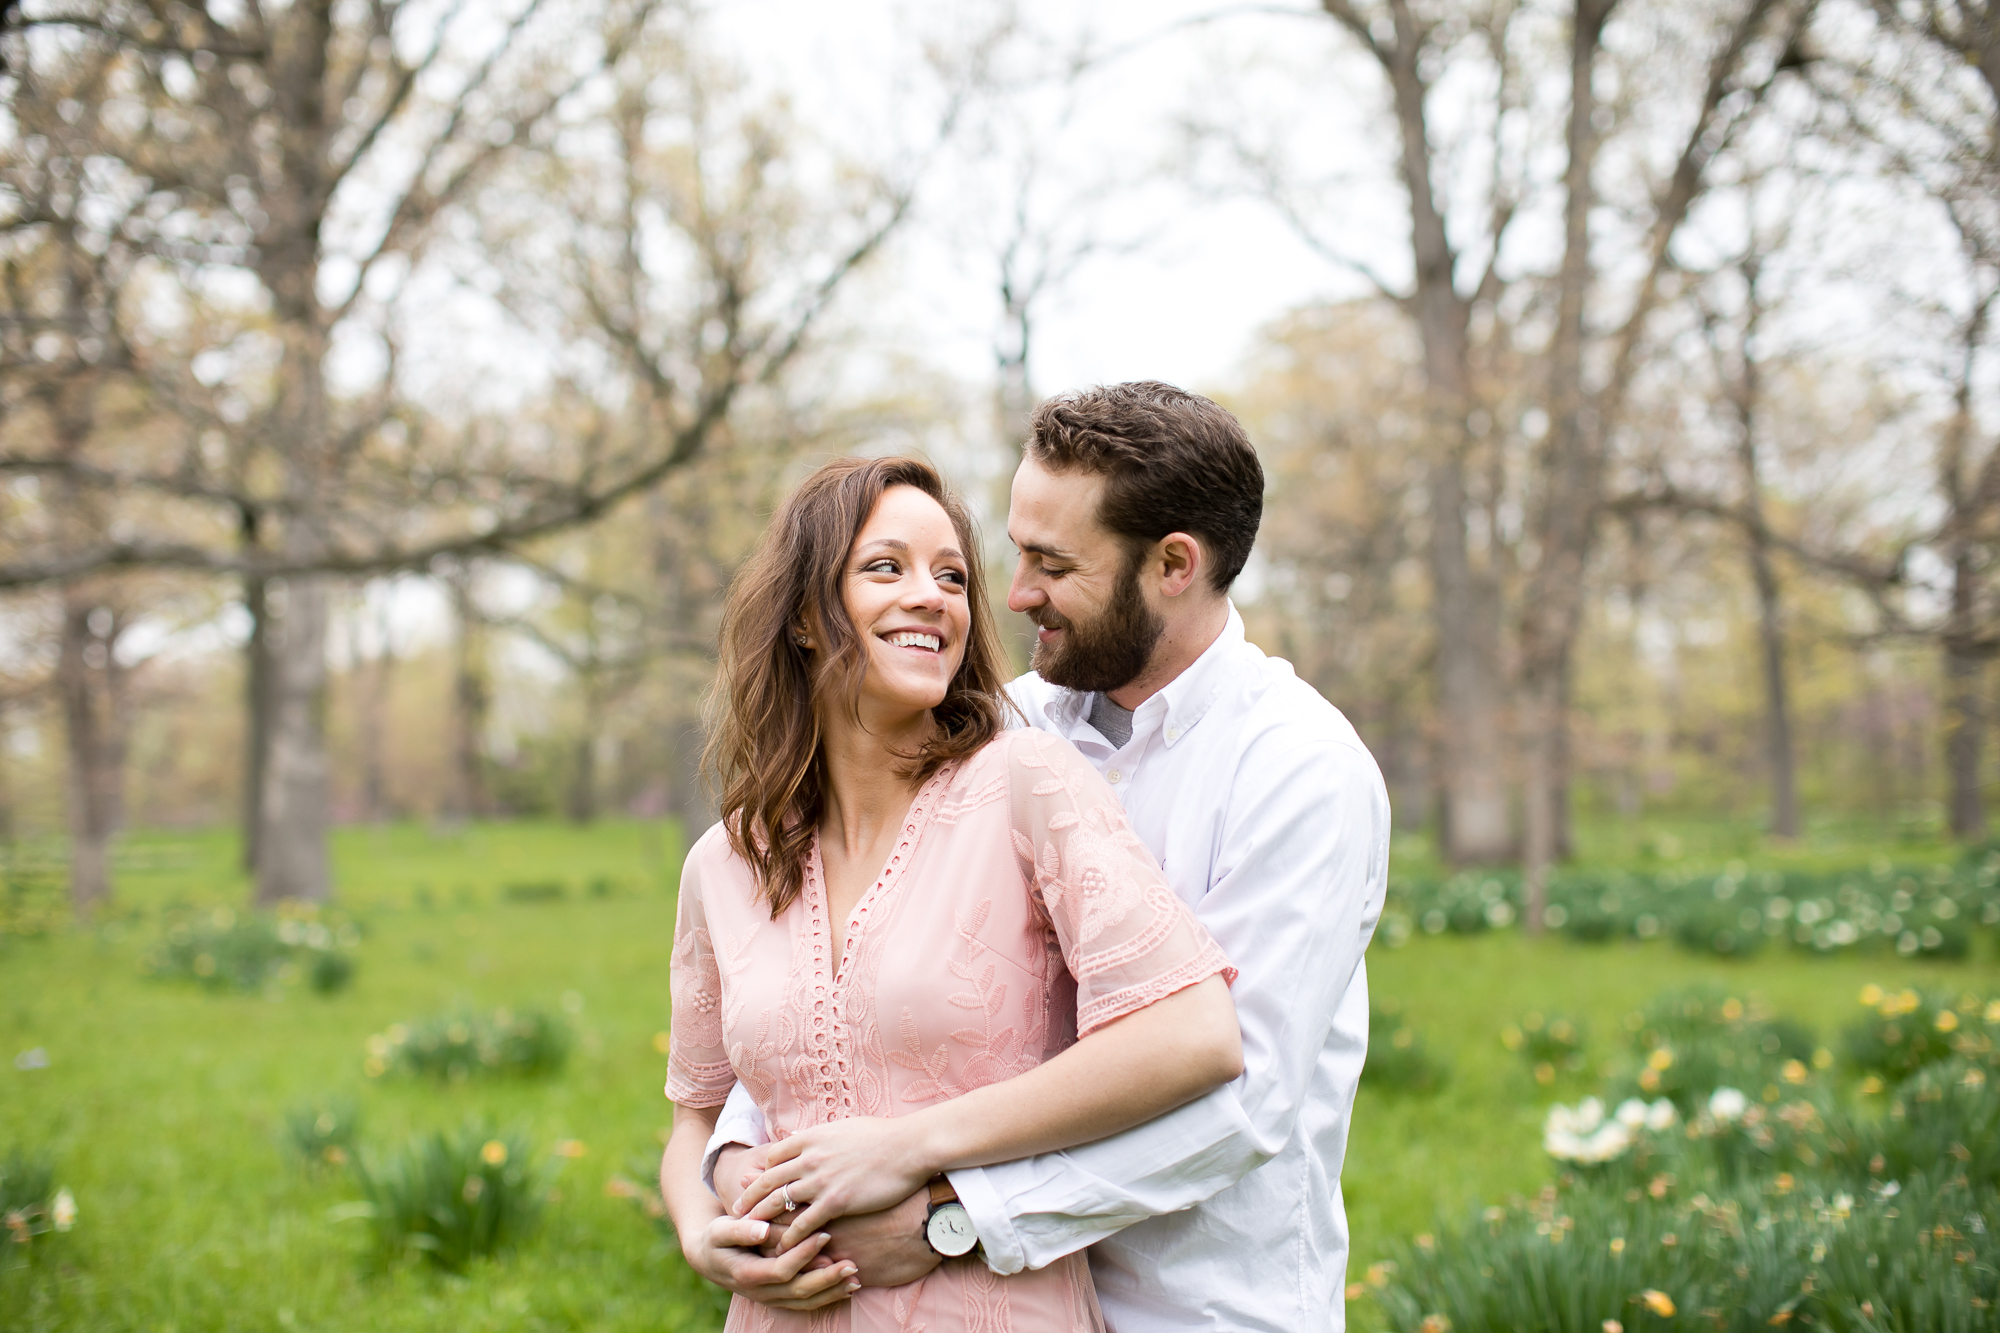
[
  {"xmin": 661, "ymin": 1101, "xmax": 860, "ymax": 1308},
  {"xmin": 737, "ymin": 972, "xmax": 1241, "ymax": 1246}
]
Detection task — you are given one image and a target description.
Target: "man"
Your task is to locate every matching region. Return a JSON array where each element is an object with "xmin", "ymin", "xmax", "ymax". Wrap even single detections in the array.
[{"xmin": 695, "ymin": 381, "xmax": 1389, "ymax": 1330}]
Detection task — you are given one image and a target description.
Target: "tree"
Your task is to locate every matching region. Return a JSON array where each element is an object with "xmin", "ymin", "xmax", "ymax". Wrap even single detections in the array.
[{"xmin": 0, "ymin": 1, "xmax": 948, "ymax": 900}]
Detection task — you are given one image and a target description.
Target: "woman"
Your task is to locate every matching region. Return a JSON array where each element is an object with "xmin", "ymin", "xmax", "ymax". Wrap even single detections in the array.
[{"xmin": 660, "ymin": 456, "xmax": 1241, "ymax": 1330}]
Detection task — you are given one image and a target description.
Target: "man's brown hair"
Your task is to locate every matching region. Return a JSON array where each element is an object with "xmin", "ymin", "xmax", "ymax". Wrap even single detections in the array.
[
  {"xmin": 704, "ymin": 456, "xmax": 1011, "ymax": 916},
  {"xmin": 1025, "ymin": 381, "xmax": 1264, "ymax": 591}
]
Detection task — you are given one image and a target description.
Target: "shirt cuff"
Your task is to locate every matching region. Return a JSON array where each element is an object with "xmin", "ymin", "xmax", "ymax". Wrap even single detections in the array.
[
  {"xmin": 700, "ymin": 1107, "xmax": 770, "ymax": 1196},
  {"xmin": 946, "ymin": 1165, "xmax": 1027, "ymax": 1275}
]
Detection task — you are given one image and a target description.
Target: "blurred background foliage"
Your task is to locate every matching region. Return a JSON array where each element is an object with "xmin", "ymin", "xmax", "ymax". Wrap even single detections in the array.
[{"xmin": 5, "ymin": 0, "xmax": 2000, "ymax": 1327}]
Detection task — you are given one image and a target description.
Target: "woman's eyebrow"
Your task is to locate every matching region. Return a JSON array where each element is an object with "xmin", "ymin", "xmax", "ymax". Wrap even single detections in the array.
[{"xmin": 857, "ymin": 538, "xmax": 965, "ymax": 561}]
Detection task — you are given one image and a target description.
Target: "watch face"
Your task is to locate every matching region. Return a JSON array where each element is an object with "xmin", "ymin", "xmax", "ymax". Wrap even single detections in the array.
[{"xmin": 926, "ymin": 1203, "xmax": 979, "ymax": 1257}]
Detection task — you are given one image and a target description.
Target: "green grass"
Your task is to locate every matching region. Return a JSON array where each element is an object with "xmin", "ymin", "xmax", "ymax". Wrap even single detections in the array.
[{"xmin": 0, "ymin": 817, "xmax": 1993, "ymax": 1329}]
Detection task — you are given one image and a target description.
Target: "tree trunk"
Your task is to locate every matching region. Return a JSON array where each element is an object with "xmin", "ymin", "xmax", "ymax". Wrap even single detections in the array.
[
  {"xmin": 671, "ymin": 714, "xmax": 717, "ymax": 841},
  {"xmin": 256, "ymin": 577, "xmax": 332, "ymax": 903},
  {"xmin": 1368, "ymin": 2, "xmax": 1512, "ymax": 863},
  {"xmin": 1740, "ymin": 447, "xmax": 1800, "ymax": 840},
  {"xmin": 447, "ymin": 570, "xmax": 488, "ymax": 821},
  {"xmin": 241, "ymin": 573, "xmax": 273, "ymax": 869},
  {"xmin": 251, "ymin": 0, "xmax": 337, "ymax": 906},
  {"xmin": 359, "ymin": 614, "xmax": 394, "ymax": 822},
  {"xmin": 58, "ymin": 592, "xmax": 127, "ymax": 913},
  {"xmin": 567, "ymin": 732, "xmax": 598, "ymax": 825},
  {"xmin": 1429, "ymin": 448, "xmax": 1512, "ymax": 861},
  {"xmin": 1947, "ymin": 546, "xmax": 1988, "ymax": 840},
  {"xmin": 0, "ymin": 698, "xmax": 12, "ymax": 847},
  {"xmin": 1522, "ymin": 0, "xmax": 1616, "ymax": 931}
]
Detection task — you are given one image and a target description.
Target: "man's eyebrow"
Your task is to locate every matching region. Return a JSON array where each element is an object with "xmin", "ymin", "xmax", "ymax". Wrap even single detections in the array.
[{"xmin": 1017, "ymin": 540, "xmax": 1072, "ymax": 559}]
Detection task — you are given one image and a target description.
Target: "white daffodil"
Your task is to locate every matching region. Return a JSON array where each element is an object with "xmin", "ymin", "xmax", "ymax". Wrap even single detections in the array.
[
  {"xmin": 1614, "ymin": 1098, "xmax": 1649, "ymax": 1129},
  {"xmin": 1543, "ymin": 1098, "xmax": 1633, "ymax": 1163},
  {"xmin": 1708, "ymin": 1087, "xmax": 1748, "ymax": 1124},
  {"xmin": 1645, "ymin": 1099, "xmax": 1679, "ymax": 1131},
  {"xmin": 51, "ymin": 1189, "xmax": 75, "ymax": 1231}
]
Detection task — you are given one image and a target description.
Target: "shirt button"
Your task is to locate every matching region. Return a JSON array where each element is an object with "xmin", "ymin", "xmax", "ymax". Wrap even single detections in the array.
[
  {"xmin": 1167, "ymin": 727, "xmax": 1181, "ymax": 742},
  {"xmin": 1107, "ymin": 769, "xmax": 1122, "ymax": 784}
]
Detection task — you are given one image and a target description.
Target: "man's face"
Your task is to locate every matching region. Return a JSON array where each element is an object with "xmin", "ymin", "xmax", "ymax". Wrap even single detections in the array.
[{"xmin": 1006, "ymin": 455, "xmax": 1163, "ymax": 692}]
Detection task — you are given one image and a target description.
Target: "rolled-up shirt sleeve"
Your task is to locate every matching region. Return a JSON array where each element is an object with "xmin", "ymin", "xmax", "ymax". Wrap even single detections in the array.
[
  {"xmin": 700, "ymin": 1080, "xmax": 771, "ymax": 1194},
  {"xmin": 947, "ymin": 737, "xmax": 1387, "ymax": 1273}
]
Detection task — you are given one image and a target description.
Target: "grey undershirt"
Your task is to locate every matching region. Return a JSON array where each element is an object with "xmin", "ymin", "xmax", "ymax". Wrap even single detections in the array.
[{"xmin": 1088, "ymin": 692, "xmax": 1135, "ymax": 749}]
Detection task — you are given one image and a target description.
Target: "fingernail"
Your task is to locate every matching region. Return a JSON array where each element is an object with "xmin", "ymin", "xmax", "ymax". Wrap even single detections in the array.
[
  {"xmin": 819, "ymin": 1233, "xmax": 831, "ymax": 1244},
  {"xmin": 847, "ymin": 1280, "xmax": 862, "ymax": 1293},
  {"xmin": 841, "ymin": 1263, "xmax": 857, "ymax": 1277},
  {"xmin": 753, "ymin": 1221, "xmax": 769, "ymax": 1241}
]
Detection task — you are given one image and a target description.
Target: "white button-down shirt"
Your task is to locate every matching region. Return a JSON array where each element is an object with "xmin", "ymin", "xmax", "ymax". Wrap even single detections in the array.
[{"xmin": 703, "ymin": 605, "xmax": 1389, "ymax": 1332}]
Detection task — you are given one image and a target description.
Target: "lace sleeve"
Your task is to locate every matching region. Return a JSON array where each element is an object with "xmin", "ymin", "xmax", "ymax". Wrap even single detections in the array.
[
  {"xmin": 665, "ymin": 845, "xmax": 735, "ymax": 1107},
  {"xmin": 1006, "ymin": 730, "xmax": 1236, "ymax": 1037}
]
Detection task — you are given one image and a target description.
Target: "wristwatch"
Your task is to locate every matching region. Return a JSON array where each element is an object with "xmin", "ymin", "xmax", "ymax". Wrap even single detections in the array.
[{"xmin": 923, "ymin": 1177, "xmax": 979, "ymax": 1258}]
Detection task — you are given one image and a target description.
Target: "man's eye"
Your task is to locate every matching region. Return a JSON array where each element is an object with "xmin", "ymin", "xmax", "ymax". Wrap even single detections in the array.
[{"xmin": 1040, "ymin": 565, "xmax": 1067, "ymax": 579}]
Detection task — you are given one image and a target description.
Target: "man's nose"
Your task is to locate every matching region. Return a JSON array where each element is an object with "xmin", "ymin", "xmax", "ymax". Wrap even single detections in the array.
[{"xmin": 1007, "ymin": 556, "xmax": 1041, "ymax": 613}]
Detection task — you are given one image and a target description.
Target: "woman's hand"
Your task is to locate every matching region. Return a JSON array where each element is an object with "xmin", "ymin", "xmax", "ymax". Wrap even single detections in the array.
[
  {"xmin": 735, "ymin": 1116, "xmax": 938, "ymax": 1248},
  {"xmin": 683, "ymin": 1213, "xmax": 860, "ymax": 1311}
]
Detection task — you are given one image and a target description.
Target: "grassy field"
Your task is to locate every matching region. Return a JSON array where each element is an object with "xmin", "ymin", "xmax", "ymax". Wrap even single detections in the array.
[{"xmin": 1, "ymin": 819, "xmax": 1994, "ymax": 1330}]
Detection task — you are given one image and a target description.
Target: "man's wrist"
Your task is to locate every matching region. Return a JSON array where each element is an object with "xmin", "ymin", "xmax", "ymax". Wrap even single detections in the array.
[
  {"xmin": 712, "ymin": 1143, "xmax": 753, "ymax": 1210},
  {"xmin": 921, "ymin": 1175, "xmax": 980, "ymax": 1259}
]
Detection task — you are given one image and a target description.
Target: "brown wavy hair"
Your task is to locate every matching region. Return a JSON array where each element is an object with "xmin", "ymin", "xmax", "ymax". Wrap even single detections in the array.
[{"xmin": 705, "ymin": 456, "xmax": 1012, "ymax": 916}]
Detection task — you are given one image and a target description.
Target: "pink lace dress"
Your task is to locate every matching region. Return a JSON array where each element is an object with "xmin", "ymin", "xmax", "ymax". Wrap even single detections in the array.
[{"xmin": 667, "ymin": 727, "xmax": 1235, "ymax": 1332}]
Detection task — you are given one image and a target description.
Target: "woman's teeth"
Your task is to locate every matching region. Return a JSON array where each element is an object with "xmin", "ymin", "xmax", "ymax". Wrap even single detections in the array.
[{"xmin": 886, "ymin": 631, "xmax": 940, "ymax": 651}]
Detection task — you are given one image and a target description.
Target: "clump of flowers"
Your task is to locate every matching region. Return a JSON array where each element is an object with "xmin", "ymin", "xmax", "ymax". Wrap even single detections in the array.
[
  {"xmin": 1364, "ymin": 1001, "xmax": 1449, "ymax": 1095},
  {"xmin": 1544, "ymin": 1097, "xmax": 1677, "ymax": 1165},
  {"xmin": 285, "ymin": 1096, "xmax": 363, "ymax": 1169},
  {"xmin": 1842, "ymin": 984, "xmax": 1997, "ymax": 1086},
  {"xmin": 1501, "ymin": 1010, "xmax": 1588, "ymax": 1084},
  {"xmin": 1378, "ymin": 857, "xmax": 1995, "ymax": 960},
  {"xmin": 1612, "ymin": 987, "xmax": 1818, "ymax": 1113},
  {"xmin": 364, "ymin": 1005, "xmax": 570, "ymax": 1081},
  {"xmin": 0, "ymin": 1149, "xmax": 75, "ymax": 1261},
  {"xmin": 342, "ymin": 1122, "xmax": 549, "ymax": 1271},
  {"xmin": 145, "ymin": 904, "xmax": 360, "ymax": 994}
]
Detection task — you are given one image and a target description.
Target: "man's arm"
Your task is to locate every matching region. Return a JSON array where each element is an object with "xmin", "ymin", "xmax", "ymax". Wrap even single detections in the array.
[
  {"xmin": 950, "ymin": 738, "xmax": 1388, "ymax": 1274},
  {"xmin": 702, "ymin": 1081, "xmax": 770, "ymax": 1195}
]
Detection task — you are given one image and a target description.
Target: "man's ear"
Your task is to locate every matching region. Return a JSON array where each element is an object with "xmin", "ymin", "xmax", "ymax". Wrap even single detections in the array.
[{"xmin": 1154, "ymin": 532, "xmax": 1205, "ymax": 599}]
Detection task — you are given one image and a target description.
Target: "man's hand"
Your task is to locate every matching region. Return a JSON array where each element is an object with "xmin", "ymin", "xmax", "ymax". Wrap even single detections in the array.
[{"xmin": 819, "ymin": 1186, "xmax": 945, "ymax": 1288}]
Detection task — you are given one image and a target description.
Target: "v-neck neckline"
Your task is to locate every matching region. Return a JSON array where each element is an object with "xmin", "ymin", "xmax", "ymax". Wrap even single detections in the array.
[{"xmin": 807, "ymin": 763, "xmax": 956, "ymax": 982}]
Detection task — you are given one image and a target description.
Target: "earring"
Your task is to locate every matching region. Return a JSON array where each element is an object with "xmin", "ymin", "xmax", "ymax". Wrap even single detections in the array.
[{"xmin": 793, "ymin": 630, "xmax": 810, "ymax": 648}]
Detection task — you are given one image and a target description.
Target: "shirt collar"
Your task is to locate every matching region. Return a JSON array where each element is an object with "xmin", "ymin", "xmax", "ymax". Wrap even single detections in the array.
[{"xmin": 1044, "ymin": 602, "xmax": 1246, "ymax": 749}]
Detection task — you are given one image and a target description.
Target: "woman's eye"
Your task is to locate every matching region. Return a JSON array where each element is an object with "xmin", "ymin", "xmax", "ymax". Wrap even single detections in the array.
[
  {"xmin": 937, "ymin": 568, "xmax": 967, "ymax": 588},
  {"xmin": 862, "ymin": 559, "xmax": 900, "ymax": 575}
]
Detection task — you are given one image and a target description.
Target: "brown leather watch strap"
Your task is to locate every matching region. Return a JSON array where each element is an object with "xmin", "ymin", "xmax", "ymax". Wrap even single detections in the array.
[{"xmin": 927, "ymin": 1175, "xmax": 958, "ymax": 1207}]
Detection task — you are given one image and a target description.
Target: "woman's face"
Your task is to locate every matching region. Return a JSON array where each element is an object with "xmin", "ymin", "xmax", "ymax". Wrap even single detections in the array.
[{"xmin": 837, "ymin": 485, "xmax": 973, "ymax": 719}]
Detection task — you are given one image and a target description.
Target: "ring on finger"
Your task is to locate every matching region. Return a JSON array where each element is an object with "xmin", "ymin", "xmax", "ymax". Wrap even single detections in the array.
[{"xmin": 781, "ymin": 1183, "xmax": 797, "ymax": 1211}]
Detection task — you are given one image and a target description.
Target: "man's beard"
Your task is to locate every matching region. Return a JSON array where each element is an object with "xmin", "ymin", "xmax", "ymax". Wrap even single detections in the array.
[{"xmin": 1029, "ymin": 550, "xmax": 1164, "ymax": 694}]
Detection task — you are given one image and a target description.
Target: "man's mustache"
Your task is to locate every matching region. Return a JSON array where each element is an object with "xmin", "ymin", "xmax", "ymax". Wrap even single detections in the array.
[{"xmin": 1028, "ymin": 607, "xmax": 1069, "ymax": 632}]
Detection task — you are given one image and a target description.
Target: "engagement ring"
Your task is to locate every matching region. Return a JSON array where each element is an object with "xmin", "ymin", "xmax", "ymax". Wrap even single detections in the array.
[{"xmin": 782, "ymin": 1184, "xmax": 797, "ymax": 1211}]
